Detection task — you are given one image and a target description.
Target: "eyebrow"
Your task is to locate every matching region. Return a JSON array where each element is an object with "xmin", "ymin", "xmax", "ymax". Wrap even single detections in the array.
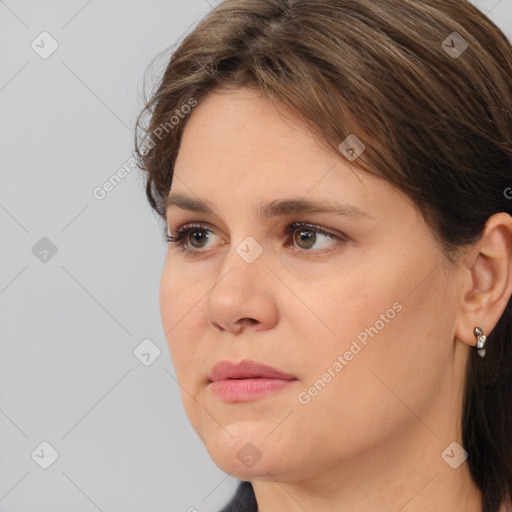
[{"xmin": 165, "ymin": 192, "xmax": 372, "ymax": 219}]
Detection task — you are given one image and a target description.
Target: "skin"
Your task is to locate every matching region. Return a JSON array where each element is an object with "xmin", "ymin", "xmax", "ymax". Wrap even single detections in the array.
[{"xmin": 159, "ymin": 86, "xmax": 512, "ymax": 512}]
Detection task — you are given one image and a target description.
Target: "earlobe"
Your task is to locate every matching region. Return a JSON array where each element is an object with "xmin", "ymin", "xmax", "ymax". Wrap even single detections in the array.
[{"xmin": 454, "ymin": 212, "xmax": 512, "ymax": 353}]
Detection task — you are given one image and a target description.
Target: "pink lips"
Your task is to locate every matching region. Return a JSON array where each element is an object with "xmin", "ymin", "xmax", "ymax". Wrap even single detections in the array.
[{"xmin": 208, "ymin": 360, "xmax": 297, "ymax": 402}]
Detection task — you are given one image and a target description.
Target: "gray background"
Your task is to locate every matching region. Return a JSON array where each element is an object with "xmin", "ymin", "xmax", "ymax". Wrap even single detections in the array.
[{"xmin": 1, "ymin": 1, "xmax": 511, "ymax": 511}]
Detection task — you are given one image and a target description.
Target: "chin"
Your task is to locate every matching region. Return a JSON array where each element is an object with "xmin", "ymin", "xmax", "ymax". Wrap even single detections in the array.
[
  {"xmin": 200, "ymin": 424, "xmax": 290, "ymax": 478},
  {"xmin": 210, "ymin": 451, "xmax": 286, "ymax": 481}
]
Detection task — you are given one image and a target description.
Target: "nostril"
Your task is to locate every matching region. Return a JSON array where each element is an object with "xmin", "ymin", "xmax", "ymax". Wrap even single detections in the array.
[{"xmin": 239, "ymin": 318, "xmax": 258, "ymax": 327}]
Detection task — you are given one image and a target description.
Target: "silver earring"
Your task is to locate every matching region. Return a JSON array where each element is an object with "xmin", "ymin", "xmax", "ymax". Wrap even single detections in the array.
[{"xmin": 473, "ymin": 327, "xmax": 487, "ymax": 358}]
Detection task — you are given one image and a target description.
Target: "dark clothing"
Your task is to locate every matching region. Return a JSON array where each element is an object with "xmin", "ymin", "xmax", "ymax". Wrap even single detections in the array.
[{"xmin": 219, "ymin": 481, "xmax": 257, "ymax": 512}]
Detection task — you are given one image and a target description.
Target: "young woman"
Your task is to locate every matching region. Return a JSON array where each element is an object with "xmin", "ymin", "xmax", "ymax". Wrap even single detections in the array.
[{"xmin": 135, "ymin": 1, "xmax": 512, "ymax": 511}]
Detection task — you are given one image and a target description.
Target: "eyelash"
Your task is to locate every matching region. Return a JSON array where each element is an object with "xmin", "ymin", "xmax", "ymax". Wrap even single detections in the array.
[{"xmin": 165, "ymin": 222, "xmax": 346, "ymax": 254}]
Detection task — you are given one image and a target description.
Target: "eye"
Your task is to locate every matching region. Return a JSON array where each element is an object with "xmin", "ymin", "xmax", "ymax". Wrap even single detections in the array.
[
  {"xmin": 285, "ymin": 222, "xmax": 344, "ymax": 252},
  {"xmin": 166, "ymin": 222, "xmax": 346, "ymax": 253},
  {"xmin": 166, "ymin": 223, "xmax": 216, "ymax": 250}
]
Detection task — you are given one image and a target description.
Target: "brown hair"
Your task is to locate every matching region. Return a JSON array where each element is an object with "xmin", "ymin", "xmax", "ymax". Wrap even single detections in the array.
[{"xmin": 135, "ymin": 1, "xmax": 512, "ymax": 510}]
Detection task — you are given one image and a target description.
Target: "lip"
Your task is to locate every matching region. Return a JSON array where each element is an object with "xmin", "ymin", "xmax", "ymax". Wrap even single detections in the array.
[
  {"xmin": 209, "ymin": 359, "xmax": 297, "ymax": 381},
  {"xmin": 208, "ymin": 359, "xmax": 298, "ymax": 403}
]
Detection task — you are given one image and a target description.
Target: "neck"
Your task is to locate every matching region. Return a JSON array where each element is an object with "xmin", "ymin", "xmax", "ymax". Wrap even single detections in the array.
[{"xmin": 251, "ymin": 412, "xmax": 483, "ymax": 512}]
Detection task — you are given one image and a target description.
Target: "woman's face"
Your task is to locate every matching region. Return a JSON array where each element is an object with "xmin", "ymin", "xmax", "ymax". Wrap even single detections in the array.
[{"xmin": 160, "ymin": 87, "xmax": 466, "ymax": 482}]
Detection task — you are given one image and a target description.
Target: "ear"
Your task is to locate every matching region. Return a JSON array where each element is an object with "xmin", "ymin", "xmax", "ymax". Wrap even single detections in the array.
[{"xmin": 454, "ymin": 212, "xmax": 512, "ymax": 350}]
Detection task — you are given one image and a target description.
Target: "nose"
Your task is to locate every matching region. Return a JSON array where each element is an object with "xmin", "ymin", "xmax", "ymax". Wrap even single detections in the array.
[{"xmin": 203, "ymin": 241, "xmax": 279, "ymax": 334}]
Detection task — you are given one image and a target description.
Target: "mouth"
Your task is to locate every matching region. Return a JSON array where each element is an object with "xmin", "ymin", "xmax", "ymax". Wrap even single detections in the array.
[{"xmin": 207, "ymin": 359, "xmax": 298, "ymax": 402}]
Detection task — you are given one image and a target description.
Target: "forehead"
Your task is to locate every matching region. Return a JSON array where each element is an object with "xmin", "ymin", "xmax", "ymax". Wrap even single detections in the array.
[
  {"xmin": 170, "ymin": 87, "xmax": 411, "ymax": 228},
  {"xmin": 177, "ymin": 87, "xmax": 331, "ymax": 168},
  {"xmin": 175, "ymin": 89, "xmax": 365, "ymax": 193}
]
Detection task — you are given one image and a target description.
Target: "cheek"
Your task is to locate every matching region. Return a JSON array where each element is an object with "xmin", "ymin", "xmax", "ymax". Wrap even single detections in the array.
[
  {"xmin": 159, "ymin": 263, "xmax": 209, "ymax": 430},
  {"xmin": 283, "ymin": 260, "xmax": 401, "ymax": 370},
  {"xmin": 159, "ymin": 262, "xmax": 206, "ymax": 374},
  {"xmin": 285, "ymin": 251, "xmax": 453, "ymax": 426}
]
